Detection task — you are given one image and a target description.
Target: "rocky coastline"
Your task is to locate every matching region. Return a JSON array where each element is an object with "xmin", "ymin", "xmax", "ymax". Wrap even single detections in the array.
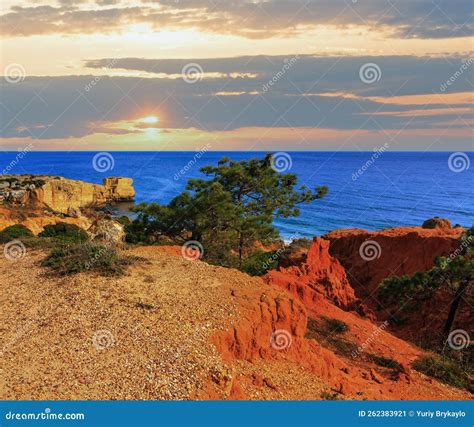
[
  {"xmin": 0, "ymin": 174, "xmax": 134, "ymax": 235},
  {"xmin": 0, "ymin": 175, "xmax": 471, "ymax": 400}
]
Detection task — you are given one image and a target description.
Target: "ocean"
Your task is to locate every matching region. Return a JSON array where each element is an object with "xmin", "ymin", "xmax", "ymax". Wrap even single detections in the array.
[{"xmin": 1, "ymin": 151, "xmax": 472, "ymax": 239}]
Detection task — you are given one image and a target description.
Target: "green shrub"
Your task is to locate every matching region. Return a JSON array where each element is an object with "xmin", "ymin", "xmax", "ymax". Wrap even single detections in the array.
[
  {"xmin": 320, "ymin": 391, "xmax": 341, "ymax": 400},
  {"xmin": 124, "ymin": 221, "xmax": 151, "ymax": 244},
  {"xmin": 241, "ymin": 249, "xmax": 279, "ymax": 276},
  {"xmin": 305, "ymin": 316, "xmax": 356, "ymax": 358},
  {"xmin": 329, "ymin": 337, "xmax": 359, "ymax": 357},
  {"xmin": 0, "ymin": 224, "xmax": 34, "ymax": 239},
  {"xmin": 41, "ymin": 242, "xmax": 137, "ymax": 276},
  {"xmin": 321, "ymin": 316, "xmax": 349, "ymax": 334},
  {"xmin": 305, "ymin": 318, "xmax": 319, "ymax": 340},
  {"xmin": 368, "ymin": 354, "xmax": 403, "ymax": 372},
  {"xmin": 39, "ymin": 222, "xmax": 89, "ymax": 243},
  {"xmin": 136, "ymin": 302, "xmax": 155, "ymax": 310},
  {"xmin": 0, "ymin": 226, "xmax": 56, "ymax": 249},
  {"xmin": 306, "ymin": 316, "xmax": 349, "ymax": 338},
  {"xmin": 412, "ymin": 355, "xmax": 473, "ymax": 392},
  {"xmin": 117, "ymin": 216, "xmax": 131, "ymax": 226}
]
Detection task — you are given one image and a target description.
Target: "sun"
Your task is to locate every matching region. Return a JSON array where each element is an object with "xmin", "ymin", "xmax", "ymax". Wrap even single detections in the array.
[{"xmin": 141, "ymin": 115, "xmax": 159, "ymax": 124}]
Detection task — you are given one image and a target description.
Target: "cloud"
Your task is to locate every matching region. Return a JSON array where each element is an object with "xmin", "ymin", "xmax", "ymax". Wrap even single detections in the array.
[
  {"xmin": 0, "ymin": 5, "xmax": 147, "ymax": 36},
  {"xmin": 84, "ymin": 54, "xmax": 474, "ymax": 97},
  {"xmin": 0, "ymin": 54, "xmax": 472, "ymax": 139},
  {"xmin": 1, "ymin": 0, "xmax": 472, "ymax": 38}
]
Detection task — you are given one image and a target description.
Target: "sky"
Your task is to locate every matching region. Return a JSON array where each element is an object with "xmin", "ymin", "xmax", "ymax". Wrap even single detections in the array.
[{"xmin": 0, "ymin": 0, "xmax": 473, "ymax": 151}]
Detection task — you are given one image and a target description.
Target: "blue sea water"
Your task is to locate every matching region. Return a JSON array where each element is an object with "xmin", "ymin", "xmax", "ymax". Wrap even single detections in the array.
[{"xmin": 1, "ymin": 151, "xmax": 472, "ymax": 239}]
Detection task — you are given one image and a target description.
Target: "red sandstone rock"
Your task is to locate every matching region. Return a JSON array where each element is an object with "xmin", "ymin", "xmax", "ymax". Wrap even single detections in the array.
[
  {"xmin": 211, "ymin": 285, "xmax": 369, "ymax": 397},
  {"xmin": 323, "ymin": 226, "xmax": 462, "ymax": 297},
  {"xmin": 264, "ymin": 237, "xmax": 362, "ymax": 312},
  {"xmin": 323, "ymin": 226, "xmax": 470, "ymax": 346},
  {"xmin": 213, "ymin": 289, "xmax": 307, "ymax": 362},
  {"xmin": 211, "ymin": 275, "xmax": 470, "ymax": 400},
  {"xmin": 211, "ymin": 229, "xmax": 471, "ymax": 400}
]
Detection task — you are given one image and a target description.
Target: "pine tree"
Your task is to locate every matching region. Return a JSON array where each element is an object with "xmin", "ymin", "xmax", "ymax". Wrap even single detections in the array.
[{"xmin": 127, "ymin": 153, "xmax": 327, "ymax": 267}]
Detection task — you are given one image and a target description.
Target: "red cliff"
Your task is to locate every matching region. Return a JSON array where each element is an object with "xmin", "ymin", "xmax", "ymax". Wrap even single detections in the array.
[
  {"xmin": 323, "ymin": 226, "xmax": 463, "ymax": 298},
  {"xmin": 264, "ymin": 237, "xmax": 363, "ymax": 313},
  {"xmin": 322, "ymin": 226, "xmax": 469, "ymax": 346}
]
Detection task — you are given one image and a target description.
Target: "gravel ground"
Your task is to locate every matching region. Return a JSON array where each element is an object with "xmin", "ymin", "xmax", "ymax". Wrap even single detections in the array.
[
  {"xmin": 2, "ymin": 245, "xmax": 328, "ymax": 400},
  {"xmin": 1, "ymin": 245, "xmax": 470, "ymax": 401},
  {"xmin": 0, "ymin": 246, "xmax": 263, "ymax": 399}
]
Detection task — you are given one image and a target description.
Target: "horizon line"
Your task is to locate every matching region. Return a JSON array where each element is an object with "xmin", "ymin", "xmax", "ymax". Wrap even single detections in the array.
[{"xmin": 1, "ymin": 150, "xmax": 473, "ymax": 153}]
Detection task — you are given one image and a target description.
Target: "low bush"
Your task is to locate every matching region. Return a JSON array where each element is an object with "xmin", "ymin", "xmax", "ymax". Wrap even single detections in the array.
[
  {"xmin": 320, "ymin": 391, "xmax": 341, "ymax": 400},
  {"xmin": 368, "ymin": 354, "xmax": 403, "ymax": 372},
  {"xmin": 329, "ymin": 337, "xmax": 359, "ymax": 358},
  {"xmin": 136, "ymin": 302, "xmax": 155, "ymax": 310},
  {"xmin": 412, "ymin": 355, "xmax": 473, "ymax": 392},
  {"xmin": 39, "ymin": 222, "xmax": 89, "ymax": 243},
  {"xmin": 41, "ymin": 242, "xmax": 138, "ymax": 276},
  {"xmin": 305, "ymin": 316, "xmax": 356, "ymax": 358},
  {"xmin": 320, "ymin": 316, "xmax": 349, "ymax": 334},
  {"xmin": 0, "ymin": 224, "xmax": 34, "ymax": 239},
  {"xmin": 124, "ymin": 221, "xmax": 152, "ymax": 244},
  {"xmin": 305, "ymin": 316, "xmax": 349, "ymax": 338}
]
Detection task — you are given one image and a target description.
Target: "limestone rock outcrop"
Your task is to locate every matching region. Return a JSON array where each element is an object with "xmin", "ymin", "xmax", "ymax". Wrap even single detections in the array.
[
  {"xmin": 88, "ymin": 218, "xmax": 126, "ymax": 244},
  {"xmin": 0, "ymin": 206, "xmax": 92, "ymax": 235},
  {"xmin": 0, "ymin": 175, "xmax": 135, "ymax": 214}
]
